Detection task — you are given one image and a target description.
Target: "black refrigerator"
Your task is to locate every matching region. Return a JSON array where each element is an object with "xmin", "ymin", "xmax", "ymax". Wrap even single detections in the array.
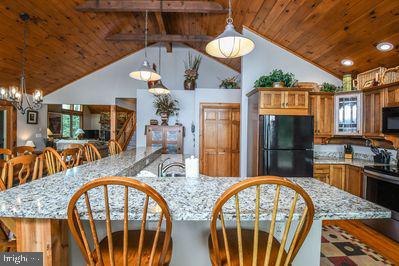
[{"xmin": 259, "ymin": 115, "xmax": 314, "ymax": 177}]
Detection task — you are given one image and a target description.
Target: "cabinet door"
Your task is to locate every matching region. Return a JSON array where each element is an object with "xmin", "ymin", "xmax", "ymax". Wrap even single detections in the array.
[
  {"xmin": 329, "ymin": 164, "xmax": 345, "ymax": 189},
  {"xmin": 260, "ymin": 91, "xmax": 285, "ymax": 109},
  {"xmin": 345, "ymin": 165, "xmax": 363, "ymax": 197},
  {"xmin": 314, "ymin": 164, "xmax": 330, "ymax": 183},
  {"xmin": 309, "ymin": 95, "xmax": 317, "ymax": 134},
  {"xmin": 285, "ymin": 91, "xmax": 308, "ymax": 109},
  {"xmin": 363, "ymin": 89, "xmax": 385, "ymax": 137},
  {"xmin": 335, "ymin": 93, "xmax": 362, "ymax": 135},
  {"xmin": 318, "ymin": 95, "xmax": 334, "ymax": 136}
]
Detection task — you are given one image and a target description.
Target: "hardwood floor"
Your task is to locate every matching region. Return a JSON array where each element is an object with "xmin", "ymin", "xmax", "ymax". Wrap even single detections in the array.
[{"xmin": 323, "ymin": 220, "xmax": 399, "ymax": 264}]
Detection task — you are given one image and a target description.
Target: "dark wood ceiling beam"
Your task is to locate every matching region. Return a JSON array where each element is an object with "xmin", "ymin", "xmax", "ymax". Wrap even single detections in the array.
[
  {"xmin": 76, "ymin": 1, "xmax": 228, "ymax": 13},
  {"xmin": 106, "ymin": 33, "xmax": 214, "ymax": 43},
  {"xmin": 155, "ymin": 12, "xmax": 172, "ymax": 53}
]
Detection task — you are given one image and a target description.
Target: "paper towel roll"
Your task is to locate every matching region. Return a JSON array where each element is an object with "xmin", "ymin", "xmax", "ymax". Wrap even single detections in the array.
[{"xmin": 185, "ymin": 156, "xmax": 199, "ymax": 178}]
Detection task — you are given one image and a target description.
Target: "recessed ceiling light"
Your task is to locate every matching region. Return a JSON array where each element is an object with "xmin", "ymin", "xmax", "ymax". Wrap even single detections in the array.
[
  {"xmin": 341, "ymin": 59, "xmax": 354, "ymax": 66},
  {"xmin": 376, "ymin": 42, "xmax": 394, "ymax": 52}
]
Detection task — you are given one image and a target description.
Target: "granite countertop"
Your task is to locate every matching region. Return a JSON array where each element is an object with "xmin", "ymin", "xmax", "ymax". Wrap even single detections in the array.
[
  {"xmin": 0, "ymin": 152, "xmax": 391, "ymax": 222},
  {"xmin": 314, "ymin": 157, "xmax": 390, "ymax": 168}
]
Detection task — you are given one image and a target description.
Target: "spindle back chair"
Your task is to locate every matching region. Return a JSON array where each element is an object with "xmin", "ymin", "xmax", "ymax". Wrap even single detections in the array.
[
  {"xmin": 108, "ymin": 140, "xmax": 123, "ymax": 156},
  {"xmin": 83, "ymin": 143, "xmax": 102, "ymax": 163},
  {"xmin": 13, "ymin": 146, "xmax": 34, "ymax": 156},
  {"xmin": 209, "ymin": 176, "xmax": 314, "ymax": 266},
  {"xmin": 67, "ymin": 176, "xmax": 173, "ymax": 266},
  {"xmin": 0, "ymin": 148, "xmax": 12, "ymax": 161},
  {"xmin": 61, "ymin": 148, "xmax": 82, "ymax": 168},
  {"xmin": 2, "ymin": 154, "xmax": 39, "ymax": 189},
  {"xmin": 43, "ymin": 147, "xmax": 67, "ymax": 175}
]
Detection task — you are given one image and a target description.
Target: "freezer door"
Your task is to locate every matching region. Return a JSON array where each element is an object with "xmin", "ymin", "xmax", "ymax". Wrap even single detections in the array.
[
  {"xmin": 265, "ymin": 115, "xmax": 314, "ymax": 150},
  {"xmin": 262, "ymin": 149, "xmax": 314, "ymax": 177}
]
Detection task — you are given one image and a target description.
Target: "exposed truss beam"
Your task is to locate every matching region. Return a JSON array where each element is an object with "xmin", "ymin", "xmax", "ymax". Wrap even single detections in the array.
[
  {"xmin": 106, "ymin": 33, "xmax": 214, "ymax": 42},
  {"xmin": 76, "ymin": 1, "xmax": 228, "ymax": 13},
  {"xmin": 154, "ymin": 12, "xmax": 172, "ymax": 53}
]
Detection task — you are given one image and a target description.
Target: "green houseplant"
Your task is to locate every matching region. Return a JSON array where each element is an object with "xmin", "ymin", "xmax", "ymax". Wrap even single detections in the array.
[
  {"xmin": 153, "ymin": 95, "xmax": 180, "ymax": 125},
  {"xmin": 320, "ymin": 82, "xmax": 337, "ymax": 92},
  {"xmin": 219, "ymin": 76, "xmax": 240, "ymax": 89},
  {"xmin": 184, "ymin": 52, "xmax": 202, "ymax": 90},
  {"xmin": 254, "ymin": 69, "xmax": 297, "ymax": 88}
]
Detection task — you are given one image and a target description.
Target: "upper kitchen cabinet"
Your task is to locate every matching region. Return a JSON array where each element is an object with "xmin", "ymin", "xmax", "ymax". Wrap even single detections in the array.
[
  {"xmin": 248, "ymin": 88, "xmax": 311, "ymax": 116},
  {"xmin": 334, "ymin": 92, "xmax": 362, "ymax": 136},
  {"xmin": 363, "ymin": 88, "xmax": 386, "ymax": 137},
  {"xmin": 310, "ymin": 92, "xmax": 334, "ymax": 143}
]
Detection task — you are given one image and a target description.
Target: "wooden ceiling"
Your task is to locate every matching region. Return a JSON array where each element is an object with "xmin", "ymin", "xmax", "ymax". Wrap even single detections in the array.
[{"xmin": 0, "ymin": 0, "xmax": 398, "ymax": 95}]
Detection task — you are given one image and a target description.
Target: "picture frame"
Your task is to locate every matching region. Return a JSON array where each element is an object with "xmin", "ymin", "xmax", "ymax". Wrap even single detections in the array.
[{"xmin": 27, "ymin": 110, "xmax": 38, "ymax": 124}]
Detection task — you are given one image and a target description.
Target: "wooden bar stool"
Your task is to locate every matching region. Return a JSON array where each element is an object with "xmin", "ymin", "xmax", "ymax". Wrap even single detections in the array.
[
  {"xmin": 209, "ymin": 176, "xmax": 315, "ymax": 266},
  {"xmin": 108, "ymin": 140, "xmax": 123, "ymax": 156},
  {"xmin": 61, "ymin": 148, "xmax": 82, "ymax": 168},
  {"xmin": 67, "ymin": 176, "xmax": 173, "ymax": 265},
  {"xmin": 83, "ymin": 143, "xmax": 102, "ymax": 162},
  {"xmin": 43, "ymin": 147, "xmax": 67, "ymax": 175}
]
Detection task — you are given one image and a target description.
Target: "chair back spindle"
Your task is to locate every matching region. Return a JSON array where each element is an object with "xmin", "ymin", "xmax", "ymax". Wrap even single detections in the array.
[
  {"xmin": 209, "ymin": 176, "xmax": 315, "ymax": 266},
  {"xmin": 83, "ymin": 143, "xmax": 102, "ymax": 163},
  {"xmin": 43, "ymin": 147, "xmax": 67, "ymax": 175},
  {"xmin": 108, "ymin": 140, "xmax": 123, "ymax": 156}
]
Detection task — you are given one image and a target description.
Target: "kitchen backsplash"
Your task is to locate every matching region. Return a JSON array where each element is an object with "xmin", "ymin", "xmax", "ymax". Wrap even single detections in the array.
[{"xmin": 314, "ymin": 144, "xmax": 397, "ymax": 164}]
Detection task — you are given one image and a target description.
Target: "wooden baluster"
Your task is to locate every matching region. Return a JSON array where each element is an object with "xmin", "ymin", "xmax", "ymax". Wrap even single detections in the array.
[
  {"xmin": 149, "ymin": 211, "xmax": 164, "ymax": 265},
  {"xmin": 220, "ymin": 210, "xmax": 231, "ymax": 266},
  {"xmin": 103, "ymin": 185, "xmax": 115, "ymax": 266},
  {"xmin": 73, "ymin": 207, "xmax": 95, "ymax": 265},
  {"xmin": 84, "ymin": 192, "xmax": 103, "ymax": 265},
  {"xmin": 137, "ymin": 195, "xmax": 149, "ymax": 266},
  {"xmin": 264, "ymin": 185, "xmax": 281, "ymax": 266},
  {"xmin": 252, "ymin": 185, "xmax": 260, "ymax": 266},
  {"xmin": 276, "ymin": 192, "xmax": 298, "ymax": 265},
  {"xmin": 123, "ymin": 186, "xmax": 128, "ymax": 266},
  {"xmin": 235, "ymin": 194, "xmax": 243, "ymax": 266}
]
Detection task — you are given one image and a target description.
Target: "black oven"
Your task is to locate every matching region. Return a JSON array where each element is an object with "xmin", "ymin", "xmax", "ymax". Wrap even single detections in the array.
[{"xmin": 382, "ymin": 106, "xmax": 399, "ymax": 134}]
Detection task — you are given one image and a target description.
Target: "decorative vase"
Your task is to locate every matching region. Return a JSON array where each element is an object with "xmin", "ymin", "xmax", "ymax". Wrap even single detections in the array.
[
  {"xmin": 184, "ymin": 79, "xmax": 196, "ymax": 90},
  {"xmin": 272, "ymin": 81, "xmax": 285, "ymax": 88},
  {"xmin": 160, "ymin": 112, "xmax": 169, "ymax": 125}
]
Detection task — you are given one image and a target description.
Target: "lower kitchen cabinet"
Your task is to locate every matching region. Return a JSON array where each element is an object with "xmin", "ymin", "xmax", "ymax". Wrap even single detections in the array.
[{"xmin": 314, "ymin": 164, "xmax": 363, "ymax": 197}]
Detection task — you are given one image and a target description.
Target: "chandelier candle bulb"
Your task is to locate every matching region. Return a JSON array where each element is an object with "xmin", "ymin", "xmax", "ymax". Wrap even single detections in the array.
[{"xmin": 185, "ymin": 156, "xmax": 199, "ymax": 178}]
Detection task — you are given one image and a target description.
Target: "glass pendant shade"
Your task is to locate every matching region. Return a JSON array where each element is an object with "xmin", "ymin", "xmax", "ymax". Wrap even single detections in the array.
[
  {"xmin": 129, "ymin": 60, "xmax": 161, "ymax": 81},
  {"xmin": 148, "ymin": 80, "xmax": 170, "ymax": 95},
  {"xmin": 206, "ymin": 20, "xmax": 255, "ymax": 58}
]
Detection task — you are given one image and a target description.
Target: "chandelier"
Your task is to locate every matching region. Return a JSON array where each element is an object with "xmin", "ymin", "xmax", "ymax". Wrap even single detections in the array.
[{"xmin": 0, "ymin": 13, "xmax": 43, "ymax": 114}]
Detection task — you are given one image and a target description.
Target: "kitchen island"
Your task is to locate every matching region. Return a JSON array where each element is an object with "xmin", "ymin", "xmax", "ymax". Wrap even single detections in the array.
[{"xmin": 0, "ymin": 151, "xmax": 391, "ymax": 266}]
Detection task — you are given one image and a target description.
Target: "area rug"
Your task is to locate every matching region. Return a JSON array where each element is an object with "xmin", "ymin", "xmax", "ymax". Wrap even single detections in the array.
[{"xmin": 321, "ymin": 225, "xmax": 394, "ymax": 266}]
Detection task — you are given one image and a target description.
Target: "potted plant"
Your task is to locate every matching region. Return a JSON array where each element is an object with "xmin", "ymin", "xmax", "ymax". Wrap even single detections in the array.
[
  {"xmin": 219, "ymin": 76, "xmax": 240, "ymax": 89},
  {"xmin": 184, "ymin": 52, "xmax": 202, "ymax": 90},
  {"xmin": 254, "ymin": 69, "xmax": 297, "ymax": 88},
  {"xmin": 153, "ymin": 94, "xmax": 180, "ymax": 126},
  {"xmin": 319, "ymin": 82, "xmax": 337, "ymax": 92}
]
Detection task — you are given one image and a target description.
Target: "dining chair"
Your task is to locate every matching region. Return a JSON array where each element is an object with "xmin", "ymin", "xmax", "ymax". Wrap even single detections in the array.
[
  {"xmin": 13, "ymin": 146, "xmax": 34, "ymax": 156},
  {"xmin": 0, "ymin": 149, "xmax": 12, "ymax": 189},
  {"xmin": 2, "ymin": 154, "xmax": 39, "ymax": 189},
  {"xmin": 61, "ymin": 148, "xmax": 82, "ymax": 168},
  {"xmin": 42, "ymin": 147, "xmax": 67, "ymax": 175},
  {"xmin": 67, "ymin": 176, "xmax": 173, "ymax": 265},
  {"xmin": 108, "ymin": 140, "xmax": 123, "ymax": 156},
  {"xmin": 83, "ymin": 143, "xmax": 102, "ymax": 162},
  {"xmin": 209, "ymin": 176, "xmax": 315, "ymax": 266},
  {"xmin": 0, "ymin": 148, "xmax": 12, "ymax": 161}
]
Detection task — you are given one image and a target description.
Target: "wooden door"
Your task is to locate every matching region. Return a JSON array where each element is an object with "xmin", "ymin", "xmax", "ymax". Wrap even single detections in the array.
[
  {"xmin": 0, "ymin": 102, "xmax": 16, "ymax": 151},
  {"xmin": 329, "ymin": 164, "xmax": 345, "ymax": 189},
  {"xmin": 316, "ymin": 94, "xmax": 334, "ymax": 136},
  {"xmin": 285, "ymin": 91, "xmax": 308, "ymax": 109},
  {"xmin": 345, "ymin": 165, "xmax": 363, "ymax": 197},
  {"xmin": 260, "ymin": 91, "xmax": 285, "ymax": 109},
  {"xmin": 363, "ymin": 89, "xmax": 385, "ymax": 137},
  {"xmin": 200, "ymin": 104, "xmax": 240, "ymax": 177}
]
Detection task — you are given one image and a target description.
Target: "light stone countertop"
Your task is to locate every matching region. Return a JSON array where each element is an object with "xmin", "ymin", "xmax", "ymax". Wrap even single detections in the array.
[
  {"xmin": 314, "ymin": 157, "xmax": 390, "ymax": 168},
  {"xmin": 0, "ymin": 152, "xmax": 391, "ymax": 222}
]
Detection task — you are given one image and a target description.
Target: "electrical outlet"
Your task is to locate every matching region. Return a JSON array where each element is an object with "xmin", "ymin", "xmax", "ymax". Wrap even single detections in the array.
[{"xmin": 35, "ymin": 133, "xmax": 42, "ymax": 138}]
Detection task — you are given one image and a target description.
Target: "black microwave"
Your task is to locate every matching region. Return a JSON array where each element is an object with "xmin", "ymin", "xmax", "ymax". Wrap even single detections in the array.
[{"xmin": 382, "ymin": 107, "xmax": 399, "ymax": 134}]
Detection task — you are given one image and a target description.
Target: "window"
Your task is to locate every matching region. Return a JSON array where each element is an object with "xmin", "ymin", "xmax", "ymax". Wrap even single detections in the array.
[{"xmin": 60, "ymin": 105, "xmax": 83, "ymax": 137}]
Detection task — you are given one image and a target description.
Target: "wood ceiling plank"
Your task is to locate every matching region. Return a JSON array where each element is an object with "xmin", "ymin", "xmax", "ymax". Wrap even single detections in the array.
[
  {"xmin": 106, "ymin": 33, "xmax": 214, "ymax": 42},
  {"xmin": 250, "ymin": 0, "xmax": 278, "ymax": 30}
]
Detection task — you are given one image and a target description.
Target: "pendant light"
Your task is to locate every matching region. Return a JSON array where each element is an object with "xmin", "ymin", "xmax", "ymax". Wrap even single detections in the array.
[
  {"xmin": 129, "ymin": 10, "xmax": 161, "ymax": 81},
  {"xmin": 206, "ymin": 0, "xmax": 255, "ymax": 58},
  {"xmin": 149, "ymin": 43, "xmax": 170, "ymax": 95}
]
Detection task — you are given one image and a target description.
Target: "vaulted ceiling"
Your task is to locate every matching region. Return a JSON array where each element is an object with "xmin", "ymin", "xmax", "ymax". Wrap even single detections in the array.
[{"xmin": 0, "ymin": 0, "xmax": 398, "ymax": 95}]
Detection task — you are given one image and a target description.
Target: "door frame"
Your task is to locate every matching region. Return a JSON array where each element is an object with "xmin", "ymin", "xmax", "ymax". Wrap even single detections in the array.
[
  {"xmin": 199, "ymin": 103, "xmax": 240, "ymax": 175},
  {"xmin": 0, "ymin": 100, "xmax": 17, "ymax": 151}
]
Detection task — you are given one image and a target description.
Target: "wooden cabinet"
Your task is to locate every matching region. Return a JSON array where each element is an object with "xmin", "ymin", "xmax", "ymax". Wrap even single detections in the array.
[
  {"xmin": 260, "ymin": 91, "xmax": 285, "ymax": 109},
  {"xmin": 314, "ymin": 164, "xmax": 330, "ymax": 183},
  {"xmin": 344, "ymin": 165, "xmax": 363, "ymax": 197},
  {"xmin": 363, "ymin": 89, "xmax": 386, "ymax": 137},
  {"xmin": 334, "ymin": 92, "xmax": 362, "ymax": 136},
  {"xmin": 145, "ymin": 125, "xmax": 184, "ymax": 154},
  {"xmin": 285, "ymin": 91, "xmax": 309, "ymax": 109},
  {"xmin": 329, "ymin": 164, "xmax": 346, "ymax": 189},
  {"xmin": 310, "ymin": 92, "xmax": 334, "ymax": 141}
]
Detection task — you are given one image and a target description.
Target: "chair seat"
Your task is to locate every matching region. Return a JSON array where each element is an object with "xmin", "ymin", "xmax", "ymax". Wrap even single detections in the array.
[
  {"xmin": 95, "ymin": 230, "xmax": 173, "ymax": 265},
  {"xmin": 208, "ymin": 229, "xmax": 288, "ymax": 266}
]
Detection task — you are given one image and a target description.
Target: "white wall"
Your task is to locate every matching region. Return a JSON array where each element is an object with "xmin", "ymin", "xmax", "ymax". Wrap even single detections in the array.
[
  {"xmin": 44, "ymin": 44, "xmax": 238, "ymax": 105},
  {"xmin": 240, "ymin": 28, "xmax": 342, "ymax": 176},
  {"xmin": 17, "ymin": 103, "xmax": 47, "ymax": 150}
]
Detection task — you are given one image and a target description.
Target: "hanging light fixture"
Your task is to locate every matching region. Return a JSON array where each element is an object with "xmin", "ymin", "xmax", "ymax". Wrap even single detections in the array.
[
  {"xmin": 149, "ymin": 43, "xmax": 170, "ymax": 95},
  {"xmin": 129, "ymin": 10, "xmax": 161, "ymax": 82},
  {"xmin": 0, "ymin": 13, "xmax": 43, "ymax": 115},
  {"xmin": 206, "ymin": 0, "xmax": 255, "ymax": 58}
]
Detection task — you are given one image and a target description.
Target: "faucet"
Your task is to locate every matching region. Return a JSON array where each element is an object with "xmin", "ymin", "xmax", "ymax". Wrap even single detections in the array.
[
  {"xmin": 157, "ymin": 157, "xmax": 170, "ymax": 177},
  {"xmin": 158, "ymin": 162, "xmax": 185, "ymax": 177}
]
